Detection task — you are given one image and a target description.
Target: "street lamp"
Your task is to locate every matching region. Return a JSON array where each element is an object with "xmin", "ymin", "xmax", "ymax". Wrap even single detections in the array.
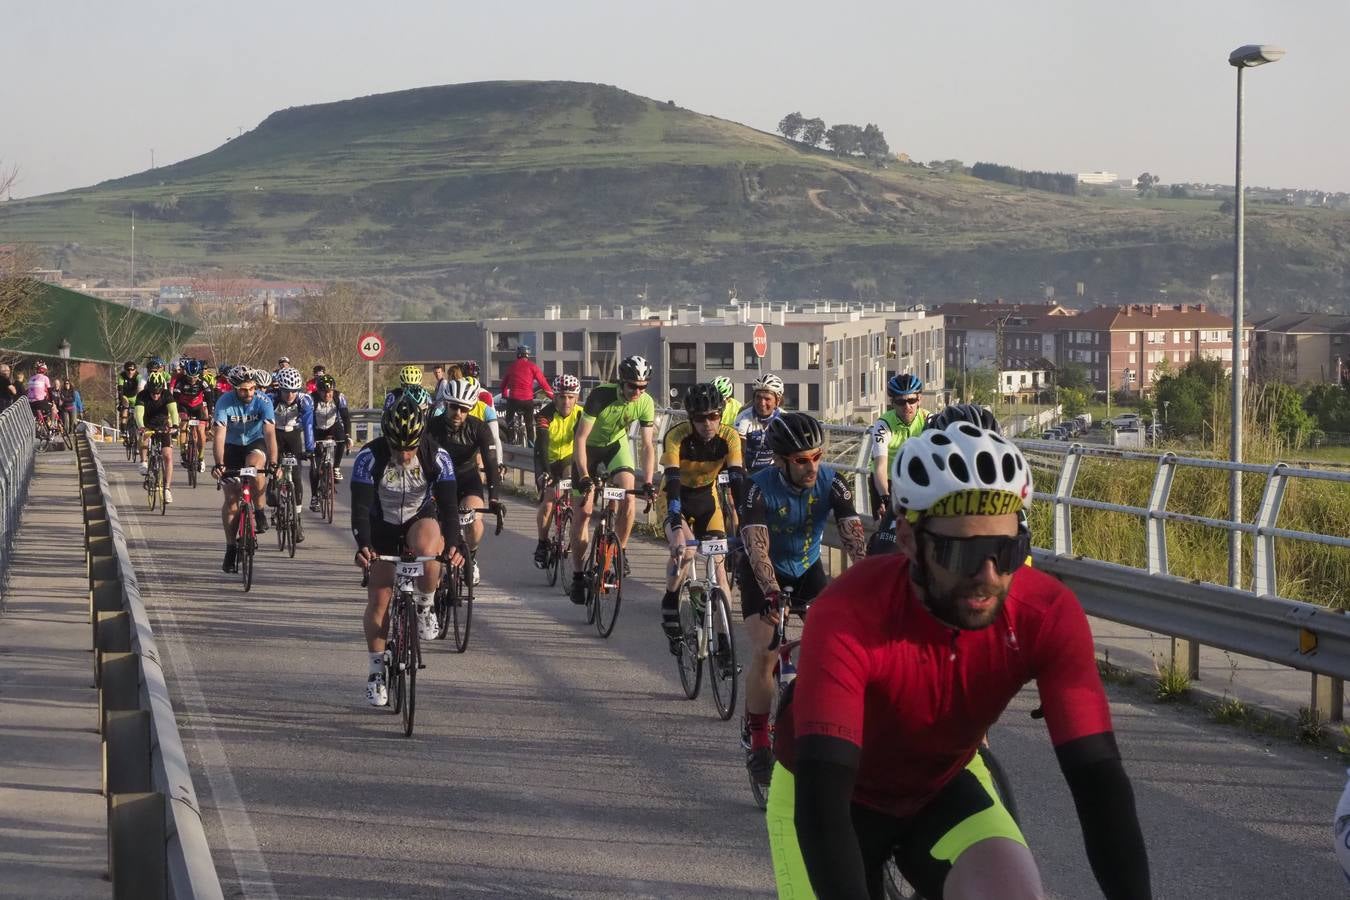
[
  {"xmin": 1228, "ymin": 42, "xmax": 1285, "ymax": 588},
  {"xmin": 57, "ymin": 337, "xmax": 71, "ymax": 384}
]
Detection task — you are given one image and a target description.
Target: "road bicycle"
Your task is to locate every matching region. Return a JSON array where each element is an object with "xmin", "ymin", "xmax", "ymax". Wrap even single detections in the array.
[
  {"xmin": 674, "ymin": 533, "xmax": 739, "ymax": 721},
  {"xmin": 313, "ymin": 439, "xmax": 340, "ymax": 524},
  {"xmin": 432, "ymin": 505, "xmax": 503, "ymax": 653},
  {"xmin": 369, "ymin": 554, "xmax": 437, "ymax": 738},
  {"xmin": 217, "ymin": 466, "xmax": 261, "ymax": 591},
  {"xmin": 143, "ymin": 429, "xmax": 172, "ymax": 516},
  {"xmin": 502, "ymin": 407, "xmax": 528, "ymax": 446},
  {"xmin": 181, "ymin": 419, "xmax": 205, "ymax": 488},
  {"xmin": 540, "ymin": 477, "xmax": 573, "ymax": 588},
  {"xmin": 122, "ymin": 415, "xmax": 139, "ymax": 461},
  {"xmin": 580, "ymin": 482, "xmax": 650, "ymax": 638},
  {"xmin": 272, "ymin": 454, "xmax": 304, "ymax": 557}
]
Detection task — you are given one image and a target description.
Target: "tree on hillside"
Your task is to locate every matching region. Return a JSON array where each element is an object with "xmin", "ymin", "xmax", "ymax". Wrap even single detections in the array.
[
  {"xmin": 825, "ymin": 124, "xmax": 863, "ymax": 157},
  {"xmin": 800, "ymin": 117, "xmax": 827, "ymax": 147},
  {"xmin": 294, "ymin": 282, "xmax": 377, "ymax": 393},
  {"xmin": 777, "ymin": 112, "xmax": 805, "ymax": 142},
  {"xmin": 860, "ymin": 124, "xmax": 890, "ymax": 163},
  {"xmin": 1136, "ymin": 172, "xmax": 1159, "ymax": 197}
]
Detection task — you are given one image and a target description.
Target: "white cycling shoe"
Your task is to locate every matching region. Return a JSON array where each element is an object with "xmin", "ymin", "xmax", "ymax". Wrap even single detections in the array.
[
  {"xmin": 366, "ymin": 673, "xmax": 388, "ymax": 707},
  {"xmin": 138, "ymin": 461, "xmax": 149, "ymax": 475},
  {"xmin": 472, "ymin": 562, "xmax": 481, "ymax": 586},
  {"xmin": 164, "ymin": 489, "xmax": 174, "ymax": 504},
  {"xmin": 417, "ymin": 605, "xmax": 439, "ymax": 641}
]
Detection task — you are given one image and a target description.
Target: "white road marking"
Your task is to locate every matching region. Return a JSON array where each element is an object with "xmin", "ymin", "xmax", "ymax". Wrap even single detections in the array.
[{"xmin": 112, "ymin": 474, "xmax": 279, "ymax": 900}]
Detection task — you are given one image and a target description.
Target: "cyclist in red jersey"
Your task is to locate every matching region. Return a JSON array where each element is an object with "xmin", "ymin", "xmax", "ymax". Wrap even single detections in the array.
[{"xmin": 767, "ymin": 421, "xmax": 1150, "ymax": 900}]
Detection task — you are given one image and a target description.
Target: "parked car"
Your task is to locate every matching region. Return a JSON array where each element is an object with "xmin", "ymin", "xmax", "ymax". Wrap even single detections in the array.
[
  {"xmin": 1040, "ymin": 430, "xmax": 1060, "ymax": 440},
  {"xmin": 1109, "ymin": 413, "xmax": 1141, "ymax": 428}
]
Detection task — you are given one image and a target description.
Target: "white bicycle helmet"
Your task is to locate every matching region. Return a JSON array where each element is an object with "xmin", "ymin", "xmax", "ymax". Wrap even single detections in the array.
[
  {"xmin": 554, "ymin": 374, "xmax": 581, "ymax": 394},
  {"xmin": 227, "ymin": 365, "xmax": 255, "ymax": 387},
  {"xmin": 890, "ymin": 422, "xmax": 1032, "ymax": 519},
  {"xmin": 618, "ymin": 355, "xmax": 653, "ymax": 382},
  {"xmin": 251, "ymin": 368, "xmax": 273, "ymax": 389},
  {"xmin": 275, "ymin": 367, "xmax": 303, "ymax": 391},
  {"xmin": 441, "ymin": 378, "xmax": 480, "ymax": 409},
  {"xmin": 753, "ymin": 373, "xmax": 785, "ymax": 398}
]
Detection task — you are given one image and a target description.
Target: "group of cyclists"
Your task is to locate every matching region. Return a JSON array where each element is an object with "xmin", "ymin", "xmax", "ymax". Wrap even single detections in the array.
[
  {"xmin": 16, "ymin": 359, "xmax": 84, "ymax": 440},
  {"xmin": 113, "ymin": 342, "xmax": 1152, "ymax": 899}
]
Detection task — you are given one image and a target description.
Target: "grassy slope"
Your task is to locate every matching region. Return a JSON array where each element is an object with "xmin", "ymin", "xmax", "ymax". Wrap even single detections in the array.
[{"xmin": 3, "ymin": 80, "xmax": 1348, "ymax": 310}]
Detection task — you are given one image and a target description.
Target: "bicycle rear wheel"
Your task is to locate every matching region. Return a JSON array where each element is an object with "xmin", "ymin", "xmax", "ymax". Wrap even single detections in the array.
[
  {"xmin": 124, "ymin": 426, "xmax": 137, "ymax": 461},
  {"xmin": 322, "ymin": 462, "xmax": 335, "ymax": 524},
  {"xmin": 708, "ymin": 590, "xmax": 738, "ymax": 721},
  {"xmin": 158, "ymin": 463, "xmax": 167, "ymax": 516},
  {"xmin": 451, "ymin": 555, "xmax": 473, "ymax": 653},
  {"xmin": 676, "ymin": 587, "xmax": 702, "ymax": 699},
  {"xmin": 186, "ymin": 439, "xmax": 198, "ymax": 488},
  {"xmin": 401, "ymin": 599, "xmax": 418, "ymax": 737},
  {"xmin": 594, "ymin": 535, "xmax": 623, "ymax": 638}
]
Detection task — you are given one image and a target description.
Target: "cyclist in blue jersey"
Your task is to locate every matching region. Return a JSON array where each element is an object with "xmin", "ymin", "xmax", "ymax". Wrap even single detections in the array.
[
  {"xmin": 351, "ymin": 398, "xmax": 464, "ymax": 706},
  {"xmin": 733, "ymin": 372, "xmax": 785, "ymax": 474},
  {"xmin": 211, "ymin": 366, "xmax": 278, "ymax": 573},
  {"xmin": 736, "ymin": 411, "xmax": 869, "ymax": 789}
]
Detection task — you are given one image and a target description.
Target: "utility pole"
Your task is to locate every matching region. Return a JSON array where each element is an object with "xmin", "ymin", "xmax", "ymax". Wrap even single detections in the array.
[
  {"xmin": 150, "ymin": 148, "xmax": 155, "ymax": 169},
  {"xmin": 130, "ymin": 210, "xmax": 135, "ymax": 289}
]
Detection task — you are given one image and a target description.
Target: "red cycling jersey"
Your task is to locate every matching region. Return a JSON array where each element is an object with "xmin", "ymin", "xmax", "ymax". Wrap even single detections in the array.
[
  {"xmin": 776, "ymin": 554, "xmax": 1112, "ymax": 819},
  {"xmin": 499, "ymin": 358, "xmax": 553, "ymax": 402},
  {"xmin": 172, "ymin": 375, "xmax": 208, "ymax": 410}
]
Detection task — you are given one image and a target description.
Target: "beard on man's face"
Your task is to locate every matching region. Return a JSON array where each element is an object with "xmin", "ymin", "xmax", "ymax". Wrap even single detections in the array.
[{"xmin": 921, "ymin": 569, "xmax": 1010, "ymax": 631}]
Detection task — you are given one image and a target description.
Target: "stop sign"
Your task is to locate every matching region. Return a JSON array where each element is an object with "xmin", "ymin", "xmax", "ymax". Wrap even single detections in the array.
[{"xmin": 752, "ymin": 323, "xmax": 768, "ymax": 359}]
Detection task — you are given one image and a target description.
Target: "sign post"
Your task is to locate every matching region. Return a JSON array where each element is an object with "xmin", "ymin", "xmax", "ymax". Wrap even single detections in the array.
[
  {"xmin": 752, "ymin": 323, "xmax": 768, "ymax": 360},
  {"xmin": 357, "ymin": 331, "xmax": 385, "ymax": 409}
]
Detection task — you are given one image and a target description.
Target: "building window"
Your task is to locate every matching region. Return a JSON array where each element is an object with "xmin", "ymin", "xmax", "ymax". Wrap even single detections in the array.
[
  {"xmin": 808, "ymin": 343, "xmax": 821, "ymax": 370},
  {"xmin": 1128, "ymin": 352, "xmax": 1136, "ymax": 364},
  {"xmin": 670, "ymin": 342, "xmax": 697, "ymax": 370},
  {"xmin": 808, "ymin": 383, "xmax": 820, "ymax": 411},
  {"xmin": 592, "ymin": 332, "xmax": 618, "ymax": 352},
  {"xmin": 705, "ymin": 342, "xmax": 735, "ymax": 370},
  {"xmin": 563, "ymin": 360, "xmax": 580, "ymax": 376},
  {"xmin": 494, "ymin": 332, "xmax": 522, "ymax": 352},
  {"xmin": 1147, "ymin": 331, "xmax": 1165, "ymax": 344},
  {"xmin": 543, "ymin": 332, "xmax": 558, "ymax": 352},
  {"xmin": 1129, "ymin": 332, "xmax": 1137, "ymax": 345},
  {"xmin": 782, "ymin": 343, "xmax": 800, "ymax": 370},
  {"xmin": 563, "ymin": 332, "xmax": 583, "ymax": 352},
  {"xmin": 744, "ymin": 342, "xmax": 760, "ymax": 368},
  {"xmin": 544, "ymin": 359, "xmax": 557, "ymax": 377},
  {"xmin": 1184, "ymin": 331, "xmax": 1193, "ymax": 342},
  {"xmin": 783, "ymin": 382, "xmax": 801, "ymax": 409}
]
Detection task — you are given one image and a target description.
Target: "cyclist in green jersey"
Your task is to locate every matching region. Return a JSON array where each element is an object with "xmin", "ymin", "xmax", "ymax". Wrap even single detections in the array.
[
  {"xmin": 713, "ymin": 376, "xmax": 742, "ymax": 425},
  {"xmin": 532, "ymin": 374, "xmax": 583, "ymax": 567},
  {"xmin": 869, "ymin": 373, "xmax": 927, "ymax": 517},
  {"xmin": 568, "ymin": 355, "xmax": 659, "ymax": 604}
]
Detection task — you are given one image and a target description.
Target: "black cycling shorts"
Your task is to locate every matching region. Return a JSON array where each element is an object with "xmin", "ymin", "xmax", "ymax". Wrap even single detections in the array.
[
  {"xmin": 223, "ymin": 439, "xmax": 267, "ymax": 470},
  {"xmin": 736, "ymin": 558, "xmax": 827, "ymax": 620},
  {"xmin": 674, "ymin": 485, "xmax": 727, "ymax": 539},
  {"xmin": 180, "ymin": 403, "xmax": 210, "ymax": 422},
  {"xmin": 277, "ymin": 429, "xmax": 306, "ymax": 459},
  {"xmin": 369, "ymin": 505, "xmax": 439, "ymax": 556},
  {"xmin": 574, "ymin": 441, "xmax": 634, "ymax": 482},
  {"xmin": 454, "ymin": 465, "xmax": 485, "ymax": 502}
]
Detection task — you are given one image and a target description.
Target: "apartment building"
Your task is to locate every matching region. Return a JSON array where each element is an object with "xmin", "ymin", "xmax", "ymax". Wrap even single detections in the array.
[
  {"xmin": 933, "ymin": 301, "xmax": 1075, "ymax": 373},
  {"xmin": 1053, "ymin": 303, "xmax": 1250, "ymax": 395},
  {"xmin": 1251, "ymin": 312, "xmax": 1350, "ymax": 385}
]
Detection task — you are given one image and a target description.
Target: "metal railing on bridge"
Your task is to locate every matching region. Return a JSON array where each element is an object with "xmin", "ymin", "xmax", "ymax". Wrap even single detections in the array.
[
  {"xmin": 348, "ymin": 406, "xmax": 1350, "ymax": 721},
  {"xmin": 0, "ymin": 400, "xmax": 38, "ymax": 589}
]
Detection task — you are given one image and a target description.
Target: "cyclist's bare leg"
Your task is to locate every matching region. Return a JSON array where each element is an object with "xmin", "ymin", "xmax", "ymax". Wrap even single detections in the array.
[
  {"xmin": 944, "ymin": 838, "xmax": 1044, "ymax": 900},
  {"xmin": 610, "ymin": 469, "xmax": 637, "ymax": 546},
  {"xmin": 744, "ymin": 615, "xmax": 779, "ymax": 717},
  {"xmin": 570, "ymin": 488, "xmax": 596, "ymax": 574},
  {"xmin": 463, "ymin": 491, "xmax": 486, "ymax": 554},
  {"xmin": 664, "ymin": 520, "xmax": 695, "ymax": 593},
  {"xmin": 404, "ymin": 517, "xmax": 444, "ymax": 594},
  {"xmin": 536, "ymin": 494, "xmax": 554, "ymax": 541},
  {"xmin": 138, "ymin": 430, "xmax": 149, "ymax": 465},
  {"xmin": 160, "ymin": 440, "xmax": 174, "ymax": 489},
  {"xmin": 248, "ymin": 447, "xmax": 269, "ymax": 517},
  {"xmin": 221, "ymin": 482, "xmax": 241, "ymax": 539},
  {"xmin": 364, "ymin": 562, "xmax": 395, "ymax": 653}
]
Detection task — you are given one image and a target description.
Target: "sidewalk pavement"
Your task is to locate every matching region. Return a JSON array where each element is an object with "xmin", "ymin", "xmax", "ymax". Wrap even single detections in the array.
[{"xmin": 0, "ymin": 450, "xmax": 110, "ymax": 898}]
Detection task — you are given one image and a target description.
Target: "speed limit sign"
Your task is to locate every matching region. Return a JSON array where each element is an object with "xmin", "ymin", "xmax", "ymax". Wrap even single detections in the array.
[{"xmin": 357, "ymin": 332, "xmax": 385, "ymax": 362}]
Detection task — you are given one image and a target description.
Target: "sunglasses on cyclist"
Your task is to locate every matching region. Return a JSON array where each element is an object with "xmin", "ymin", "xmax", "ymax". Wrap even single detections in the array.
[
  {"xmin": 691, "ymin": 412, "xmax": 721, "ymax": 423},
  {"xmin": 894, "ymin": 396, "xmax": 921, "ymax": 406},
  {"xmin": 623, "ymin": 381, "xmax": 648, "ymax": 393},
  {"xmin": 446, "ymin": 404, "xmax": 471, "ymax": 414},
  {"xmin": 787, "ymin": 450, "xmax": 824, "ymax": 466},
  {"xmin": 918, "ymin": 529, "xmax": 1030, "ymax": 578}
]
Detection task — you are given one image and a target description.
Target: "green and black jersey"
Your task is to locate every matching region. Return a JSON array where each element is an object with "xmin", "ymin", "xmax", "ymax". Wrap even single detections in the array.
[{"xmin": 581, "ymin": 383, "xmax": 656, "ymax": 447}]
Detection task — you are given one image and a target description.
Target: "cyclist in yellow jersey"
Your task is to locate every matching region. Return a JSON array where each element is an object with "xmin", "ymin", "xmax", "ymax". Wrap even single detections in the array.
[
  {"xmin": 533, "ymin": 374, "xmax": 583, "ymax": 566},
  {"xmin": 713, "ymin": 376, "xmax": 742, "ymax": 427},
  {"xmin": 658, "ymin": 383, "xmax": 745, "ymax": 653}
]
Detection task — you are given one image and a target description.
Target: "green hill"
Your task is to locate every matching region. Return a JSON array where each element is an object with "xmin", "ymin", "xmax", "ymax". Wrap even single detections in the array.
[{"xmin": 4, "ymin": 80, "xmax": 1348, "ymax": 313}]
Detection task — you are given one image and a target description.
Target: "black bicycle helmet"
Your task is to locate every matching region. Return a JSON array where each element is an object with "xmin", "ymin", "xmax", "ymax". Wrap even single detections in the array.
[
  {"xmin": 765, "ymin": 412, "xmax": 825, "ymax": 456},
  {"xmin": 887, "ymin": 373, "xmax": 924, "ymax": 398},
  {"xmin": 617, "ymin": 355, "xmax": 653, "ymax": 383},
  {"xmin": 381, "ymin": 397, "xmax": 426, "ymax": 449},
  {"xmin": 924, "ymin": 403, "xmax": 1002, "ymax": 434},
  {"xmin": 684, "ymin": 383, "xmax": 724, "ymax": 416}
]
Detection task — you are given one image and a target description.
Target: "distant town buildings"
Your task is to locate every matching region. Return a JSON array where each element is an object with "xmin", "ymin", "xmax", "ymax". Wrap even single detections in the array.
[
  {"xmin": 1076, "ymin": 171, "xmax": 1120, "ymax": 186},
  {"xmin": 1251, "ymin": 312, "xmax": 1350, "ymax": 385}
]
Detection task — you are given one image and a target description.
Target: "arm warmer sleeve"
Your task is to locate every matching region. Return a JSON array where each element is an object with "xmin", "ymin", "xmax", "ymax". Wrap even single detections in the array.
[
  {"xmin": 479, "ymin": 426, "xmax": 500, "ymax": 496},
  {"xmin": 794, "ymin": 751, "xmax": 872, "ymax": 900},
  {"xmin": 351, "ymin": 482, "xmax": 374, "ymax": 549},
  {"xmin": 434, "ymin": 477, "xmax": 463, "ymax": 548},
  {"xmin": 1059, "ymin": 737, "xmax": 1152, "ymax": 900}
]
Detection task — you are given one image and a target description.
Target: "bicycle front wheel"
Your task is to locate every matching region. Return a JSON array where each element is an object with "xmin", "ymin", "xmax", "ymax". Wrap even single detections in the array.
[
  {"xmin": 594, "ymin": 535, "xmax": 623, "ymax": 638},
  {"xmin": 451, "ymin": 556, "xmax": 473, "ymax": 653},
  {"xmin": 676, "ymin": 587, "xmax": 702, "ymax": 699},
  {"xmin": 239, "ymin": 505, "xmax": 255, "ymax": 592},
  {"xmin": 322, "ymin": 463, "xmax": 335, "ymax": 524},
  {"xmin": 186, "ymin": 440, "xmax": 198, "ymax": 488},
  {"xmin": 158, "ymin": 464, "xmax": 167, "ymax": 516},
  {"xmin": 708, "ymin": 589, "xmax": 738, "ymax": 721},
  {"xmin": 401, "ymin": 599, "xmax": 418, "ymax": 737}
]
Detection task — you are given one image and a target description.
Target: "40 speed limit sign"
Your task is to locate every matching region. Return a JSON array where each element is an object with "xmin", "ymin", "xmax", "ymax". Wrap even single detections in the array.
[{"xmin": 357, "ymin": 332, "xmax": 385, "ymax": 362}]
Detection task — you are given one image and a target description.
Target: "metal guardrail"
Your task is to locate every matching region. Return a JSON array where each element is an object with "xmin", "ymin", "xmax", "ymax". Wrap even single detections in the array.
[
  {"xmin": 0, "ymin": 400, "xmax": 38, "ymax": 592},
  {"xmin": 78, "ymin": 425, "xmax": 224, "ymax": 900}
]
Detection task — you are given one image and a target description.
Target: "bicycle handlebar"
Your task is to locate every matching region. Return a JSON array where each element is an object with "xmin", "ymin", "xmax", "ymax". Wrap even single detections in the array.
[{"xmin": 459, "ymin": 506, "xmax": 506, "ymax": 535}]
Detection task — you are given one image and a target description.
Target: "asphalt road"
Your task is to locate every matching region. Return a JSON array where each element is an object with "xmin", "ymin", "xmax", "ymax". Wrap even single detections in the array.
[{"xmin": 99, "ymin": 451, "xmax": 1347, "ymax": 899}]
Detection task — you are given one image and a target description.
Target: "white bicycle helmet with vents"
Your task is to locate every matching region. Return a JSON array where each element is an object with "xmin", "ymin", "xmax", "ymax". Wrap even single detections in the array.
[
  {"xmin": 275, "ymin": 367, "xmax": 303, "ymax": 391},
  {"xmin": 251, "ymin": 368, "xmax": 273, "ymax": 389},
  {"xmin": 441, "ymin": 378, "xmax": 480, "ymax": 409},
  {"xmin": 752, "ymin": 373, "xmax": 785, "ymax": 397},
  {"xmin": 890, "ymin": 422, "xmax": 1032, "ymax": 519}
]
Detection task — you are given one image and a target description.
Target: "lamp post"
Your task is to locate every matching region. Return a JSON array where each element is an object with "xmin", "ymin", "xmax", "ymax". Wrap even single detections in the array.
[
  {"xmin": 1228, "ymin": 43, "xmax": 1285, "ymax": 588},
  {"xmin": 57, "ymin": 337, "xmax": 71, "ymax": 385}
]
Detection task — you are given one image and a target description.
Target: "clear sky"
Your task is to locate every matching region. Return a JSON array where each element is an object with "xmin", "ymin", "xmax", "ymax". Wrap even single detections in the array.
[{"xmin": 5, "ymin": 0, "xmax": 1347, "ymax": 198}]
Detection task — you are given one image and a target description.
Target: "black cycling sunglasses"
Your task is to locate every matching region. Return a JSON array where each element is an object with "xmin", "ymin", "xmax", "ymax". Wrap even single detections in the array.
[{"xmin": 918, "ymin": 529, "xmax": 1029, "ymax": 578}]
